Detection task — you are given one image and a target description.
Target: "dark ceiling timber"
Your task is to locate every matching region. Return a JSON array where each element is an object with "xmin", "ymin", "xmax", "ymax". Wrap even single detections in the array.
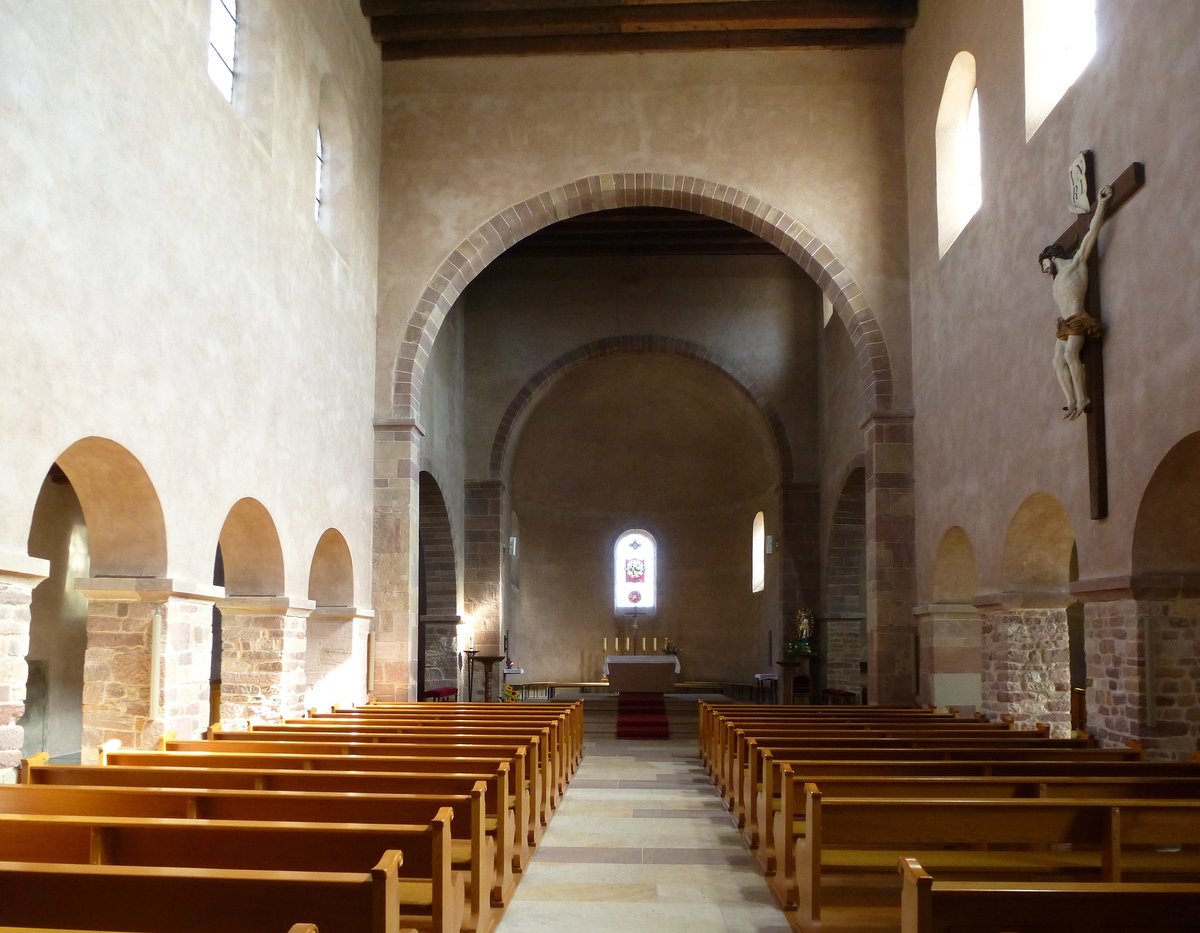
[
  {"xmin": 505, "ymin": 207, "xmax": 785, "ymax": 258},
  {"xmin": 360, "ymin": 1, "xmax": 918, "ymax": 61}
]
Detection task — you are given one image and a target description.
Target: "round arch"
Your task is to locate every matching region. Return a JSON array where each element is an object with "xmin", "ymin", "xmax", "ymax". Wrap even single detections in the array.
[
  {"xmin": 1132, "ymin": 431, "xmax": 1200, "ymax": 580},
  {"xmin": 932, "ymin": 526, "xmax": 979, "ymax": 603},
  {"xmin": 390, "ymin": 173, "xmax": 894, "ymax": 425},
  {"xmin": 308, "ymin": 528, "xmax": 354, "ymax": 607},
  {"xmin": 216, "ymin": 498, "xmax": 285, "ymax": 597},
  {"xmin": 1002, "ymin": 492, "xmax": 1076, "ymax": 592},
  {"xmin": 46, "ymin": 436, "xmax": 167, "ymax": 577},
  {"xmin": 488, "ymin": 335, "xmax": 794, "ymax": 483}
]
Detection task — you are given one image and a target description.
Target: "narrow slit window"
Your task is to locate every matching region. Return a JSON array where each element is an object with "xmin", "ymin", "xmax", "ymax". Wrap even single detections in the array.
[
  {"xmin": 314, "ymin": 126, "xmax": 324, "ymax": 222},
  {"xmin": 207, "ymin": 0, "xmax": 237, "ymax": 104},
  {"xmin": 752, "ymin": 512, "xmax": 766, "ymax": 593}
]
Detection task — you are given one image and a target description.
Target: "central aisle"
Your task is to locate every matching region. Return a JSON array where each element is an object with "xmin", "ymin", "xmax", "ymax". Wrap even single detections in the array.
[{"xmin": 497, "ymin": 736, "xmax": 791, "ymax": 931}]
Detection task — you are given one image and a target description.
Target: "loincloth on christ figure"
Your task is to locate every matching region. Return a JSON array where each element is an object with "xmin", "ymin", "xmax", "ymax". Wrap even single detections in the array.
[{"xmin": 1056, "ymin": 311, "xmax": 1101, "ymax": 341}]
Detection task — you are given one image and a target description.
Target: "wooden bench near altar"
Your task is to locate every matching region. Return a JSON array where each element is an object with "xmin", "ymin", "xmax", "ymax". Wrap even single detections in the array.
[{"xmin": 603, "ymin": 655, "xmax": 680, "ymax": 693}]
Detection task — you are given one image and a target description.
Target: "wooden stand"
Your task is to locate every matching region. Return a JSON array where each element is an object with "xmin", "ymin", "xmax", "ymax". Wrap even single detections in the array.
[
  {"xmin": 475, "ymin": 654, "xmax": 506, "ymax": 702},
  {"xmin": 776, "ymin": 655, "xmax": 815, "ymax": 704}
]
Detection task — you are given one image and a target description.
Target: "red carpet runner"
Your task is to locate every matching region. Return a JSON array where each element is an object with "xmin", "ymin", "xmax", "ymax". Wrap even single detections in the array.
[{"xmin": 615, "ymin": 692, "xmax": 669, "ymax": 739}]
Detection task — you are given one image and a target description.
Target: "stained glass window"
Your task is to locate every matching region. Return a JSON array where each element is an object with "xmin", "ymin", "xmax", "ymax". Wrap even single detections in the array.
[{"xmin": 613, "ymin": 529, "xmax": 656, "ymax": 612}]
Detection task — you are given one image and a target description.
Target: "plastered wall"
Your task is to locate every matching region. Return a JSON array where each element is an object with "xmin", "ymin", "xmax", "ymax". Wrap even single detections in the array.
[
  {"xmin": 0, "ymin": 0, "xmax": 381, "ymax": 601},
  {"xmin": 376, "ymin": 48, "xmax": 912, "ymax": 422},
  {"xmin": 905, "ymin": 0, "xmax": 1200, "ymax": 595}
]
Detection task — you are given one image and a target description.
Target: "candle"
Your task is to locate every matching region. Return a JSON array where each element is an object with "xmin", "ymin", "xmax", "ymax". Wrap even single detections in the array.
[
  {"xmin": 604, "ymin": 637, "xmax": 607, "ymax": 653},
  {"xmin": 654, "ymin": 637, "xmax": 658, "ymax": 651},
  {"xmin": 625, "ymin": 636, "xmax": 630, "ymax": 651},
  {"xmin": 642, "ymin": 637, "xmax": 646, "ymax": 652}
]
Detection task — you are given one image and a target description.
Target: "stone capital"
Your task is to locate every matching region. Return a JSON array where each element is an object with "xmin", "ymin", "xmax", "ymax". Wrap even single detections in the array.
[
  {"xmin": 974, "ymin": 590, "xmax": 1074, "ymax": 611},
  {"xmin": 73, "ymin": 577, "xmax": 222, "ymax": 603},
  {"xmin": 374, "ymin": 418, "xmax": 425, "ymax": 439},
  {"xmin": 217, "ymin": 595, "xmax": 294, "ymax": 617},
  {"xmin": 913, "ymin": 602, "xmax": 979, "ymax": 621}
]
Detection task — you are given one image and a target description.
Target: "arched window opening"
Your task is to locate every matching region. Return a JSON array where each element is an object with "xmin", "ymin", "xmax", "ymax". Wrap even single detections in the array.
[
  {"xmin": 752, "ymin": 511, "xmax": 766, "ymax": 594},
  {"xmin": 207, "ymin": 0, "xmax": 238, "ymax": 103},
  {"xmin": 614, "ymin": 529, "xmax": 657, "ymax": 614},
  {"xmin": 1024, "ymin": 0, "xmax": 1097, "ymax": 140},
  {"xmin": 936, "ymin": 51, "xmax": 982, "ymax": 257}
]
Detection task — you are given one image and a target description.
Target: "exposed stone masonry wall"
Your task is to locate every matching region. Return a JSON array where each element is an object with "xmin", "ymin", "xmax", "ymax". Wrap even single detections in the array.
[
  {"xmin": 0, "ymin": 577, "xmax": 35, "ymax": 781},
  {"xmin": 863, "ymin": 414, "xmax": 916, "ymax": 704},
  {"xmin": 219, "ymin": 606, "xmax": 307, "ymax": 724},
  {"xmin": 81, "ymin": 598, "xmax": 157, "ymax": 753},
  {"xmin": 160, "ymin": 596, "xmax": 213, "ymax": 744},
  {"xmin": 981, "ymin": 608, "xmax": 1070, "ymax": 736},
  {"xmin": 1084, "ymin": 598, "xmax": 1200, "ymax": 760},
  {"xmin": 821, "ymin": 616, "xmax": 863, "ymax": 696}
]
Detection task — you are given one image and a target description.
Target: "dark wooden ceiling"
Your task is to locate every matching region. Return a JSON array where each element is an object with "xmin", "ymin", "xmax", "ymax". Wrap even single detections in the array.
[
  {"xmin": 504, "ymin": 207, "xmax": 784, "ymax": 257},
  {"xmin": 360, "ymin": 1, "xmax": 918, "ymax": 61}
]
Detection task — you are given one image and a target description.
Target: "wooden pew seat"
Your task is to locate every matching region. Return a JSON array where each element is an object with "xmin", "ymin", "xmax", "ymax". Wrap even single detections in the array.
[
  {"xmin": 0, "ymin": 813, "xmax": 464, "ymax": 933},
  {"xmin": 899, "ymin": 857, "xmax": 1200, "ymax": 933},
  {"xmin": 0, "ymin": 852, "xmax": 404, "ymax": 933}
]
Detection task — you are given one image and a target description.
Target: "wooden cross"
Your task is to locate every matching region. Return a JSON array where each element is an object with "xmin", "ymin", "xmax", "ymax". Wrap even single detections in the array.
[{"xmin": 1047, "ymin": 151, "xmax": 1144, "ymax": 520}]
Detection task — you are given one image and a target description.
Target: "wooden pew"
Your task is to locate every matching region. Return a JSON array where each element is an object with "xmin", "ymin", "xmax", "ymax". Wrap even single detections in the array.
[
  {"xmin": 750, "ymin": 753, "xmax": 1200, "ymax": 876},
  {"xmin": 313, "ymin": 701, "xmax": 584, "ymax": 786},
  {"xmin": 209, "ymin": 725, "xmax": 555, "ymax": 834},
  {"xmin": 168, "ymin": 734, "xmax": 547, "ymax": 846},
  {"xmin": 711, "ymin": 716, "xmax": 1051, "ymax": 800},
  {"xmin": 792, "ymin": 786, "xmax": 1200, "ymax": 933},
  {"xmin": 697, "ymin": 703, "xmax": 956, "ymax": 776},
  {"xmin": 0, "ymin": 782, "xmax": 496, "ymax": 933},
  {"xmin": 728, "ymin": 728, "xmax": 1088, "ymax": 825},
  {"xmin": 899, "ymin": 856, "xmax": 1200, "ymax": 933},
  {"xmin": 20, "ymin": 760, "xmax": 520, "ymax": 902},
  {"xmin": 0, "ymin": 850, "xmax": 404, "ymax": 933},
  {"xmin": 285, "ymin": 713, "xmax": 574, "ymax": 805},
  {"xmin": 770, "ymin": 768, "xmax": 1200, "ymax": 907},
  {"xmin": 0, "ymin": 812, "xmax": 463, "ymax": 933},
  {"xmin": 97, "ymin": 746, "xmax": 537, "ymax": 870},
  {"xmin": 735, "ymin": 739, "xmax": 1135, "ymax": 856}
]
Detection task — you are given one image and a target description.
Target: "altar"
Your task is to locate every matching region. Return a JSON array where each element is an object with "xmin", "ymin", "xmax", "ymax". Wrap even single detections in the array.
[{"xmin": 603, "ymin": 654, "xmax": 680, "ymax": 693}]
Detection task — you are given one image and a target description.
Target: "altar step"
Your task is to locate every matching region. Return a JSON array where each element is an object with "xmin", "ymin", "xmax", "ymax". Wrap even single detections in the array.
[{"xmin": 575, "ymin": 694, "xmax": 705, "ymax": 740}]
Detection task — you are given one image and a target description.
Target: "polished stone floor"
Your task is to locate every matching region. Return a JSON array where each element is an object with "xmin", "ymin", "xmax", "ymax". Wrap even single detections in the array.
[{"xmin": 497, "ymin": 736, "xmax": 789, "ymax": 931}]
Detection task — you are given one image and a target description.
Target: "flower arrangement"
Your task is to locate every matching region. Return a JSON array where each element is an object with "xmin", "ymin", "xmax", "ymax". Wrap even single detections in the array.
[
  {"xmin": 662, "ymin": 638, "xmax": 678, "ymax": 656},
  {"xmin": 502, "ymin": 684, "xmax": 520, "ymax": 703}
]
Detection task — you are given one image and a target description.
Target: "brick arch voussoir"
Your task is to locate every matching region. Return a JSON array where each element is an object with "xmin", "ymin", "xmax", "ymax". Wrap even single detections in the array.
[
  {"xmin": 488, "ymin": 335, "xmax": 794, "ymax": 484},
  {"xmin": 391, "ymin": 173, "xmax": 895, "ymax": 421}
]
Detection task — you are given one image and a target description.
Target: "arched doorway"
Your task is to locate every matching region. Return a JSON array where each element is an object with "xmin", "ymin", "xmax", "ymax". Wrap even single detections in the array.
[{"xmin": 20, "ymin": 464, "xmax": 90, "ymax": 761}]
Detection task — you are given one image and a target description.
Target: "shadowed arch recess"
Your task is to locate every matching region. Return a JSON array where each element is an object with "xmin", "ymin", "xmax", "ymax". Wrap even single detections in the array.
[
  {"xmin": 489, "ymin": 335, "xmax": 794, "ymax": 483},
  {"xmin": 47, "ymin": 437, "xmax": 168, "ymax": 577},
  {"xmin": 391, "ymin": 173, "xmax": 894, "ymax": 425}
]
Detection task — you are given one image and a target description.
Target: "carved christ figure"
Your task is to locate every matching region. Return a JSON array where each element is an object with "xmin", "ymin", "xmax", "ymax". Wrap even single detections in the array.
[{"xmin": 1039, "ymin": 184, "xmax": 1113, "ymax": 420}]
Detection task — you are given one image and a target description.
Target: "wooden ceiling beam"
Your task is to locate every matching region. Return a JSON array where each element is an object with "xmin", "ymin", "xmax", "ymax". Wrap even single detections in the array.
[
  {"xmin": 379, "ymin": 28, "xmax": 907, "ymax": 60},
  {"xmin": 365, "ymin": 2, "xmax": 918, "ymax": 44}
]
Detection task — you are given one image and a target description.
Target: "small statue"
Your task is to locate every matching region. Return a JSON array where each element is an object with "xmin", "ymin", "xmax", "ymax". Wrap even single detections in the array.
[
  {"xmin": 785, "ymin": 605, "xmax": 815, "ymax": 655},
  {"xmin": 1039, "ymin": 185, "xmax": 1113, "ymax": 420}
]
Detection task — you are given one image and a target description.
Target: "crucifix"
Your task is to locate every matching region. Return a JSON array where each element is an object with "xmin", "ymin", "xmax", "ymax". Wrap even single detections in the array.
[{"xmin": 1040, "ymin": 150, "xmax": 1144, "ymax": 520}]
